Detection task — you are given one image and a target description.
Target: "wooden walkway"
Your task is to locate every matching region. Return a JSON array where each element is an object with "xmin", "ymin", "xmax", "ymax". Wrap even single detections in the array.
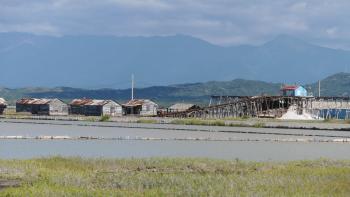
[{"xmin": 162, "ymin": 96, "xmax": 350, "ymax": 119}]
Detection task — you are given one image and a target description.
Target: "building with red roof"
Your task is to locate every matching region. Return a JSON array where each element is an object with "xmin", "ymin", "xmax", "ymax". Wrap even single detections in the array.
[{"xmin": 281, "ymin": 85, "xmax": 307, "ymax": 97}]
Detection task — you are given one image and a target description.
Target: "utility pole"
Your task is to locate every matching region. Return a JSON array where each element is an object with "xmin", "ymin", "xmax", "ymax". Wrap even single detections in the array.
[
  {"xmin": 318, "ymin": 80, "xmax": 321, "ymax": 97},
  {"xmin": 131, "ymin": 74, "xmax": 134, "ymax": 100}
]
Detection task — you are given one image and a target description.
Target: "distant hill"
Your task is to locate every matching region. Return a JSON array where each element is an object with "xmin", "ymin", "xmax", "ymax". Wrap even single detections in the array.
[
  {"xmin": 0, "ymin": 79, "xmax": 281, "ymax": 106},
  {"xmin": 1, "ymin": 33, "xmax": 350, "ymax": 88},
  {"xmin": 308, "ymin": 72, "xmax": 350, "ymax": 97},
  {"xmin": 1, "ymin": 73, "xmax": 350, "ymax": 106}
]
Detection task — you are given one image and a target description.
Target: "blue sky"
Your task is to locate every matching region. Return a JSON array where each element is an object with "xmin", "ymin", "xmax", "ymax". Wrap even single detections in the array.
[{"xmin": 1, "ymin": 0, "xmax": 350, "ymax": 49}]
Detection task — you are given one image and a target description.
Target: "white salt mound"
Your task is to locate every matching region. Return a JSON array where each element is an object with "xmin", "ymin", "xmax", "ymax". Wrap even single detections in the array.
[{"xmin": 279, "ymin": 105, "xmax": 319, "ymax": 120}]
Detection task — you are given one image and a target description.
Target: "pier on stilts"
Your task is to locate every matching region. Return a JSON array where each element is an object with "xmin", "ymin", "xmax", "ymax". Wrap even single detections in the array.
[{"xmin": 162, "ymin": 96, "xmax": 350, "ymax": 119}]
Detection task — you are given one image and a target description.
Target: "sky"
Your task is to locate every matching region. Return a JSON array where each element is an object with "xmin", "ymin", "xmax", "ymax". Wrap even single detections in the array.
[{"xmin": 1, "ymin": 0, "xmax": 350, "ymax": 49}]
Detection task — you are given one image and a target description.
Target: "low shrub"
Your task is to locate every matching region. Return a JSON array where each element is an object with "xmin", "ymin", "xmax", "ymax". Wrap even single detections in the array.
[{"xmin": 100, "ymin": 115, "xmax": 111, "ymax": 122}]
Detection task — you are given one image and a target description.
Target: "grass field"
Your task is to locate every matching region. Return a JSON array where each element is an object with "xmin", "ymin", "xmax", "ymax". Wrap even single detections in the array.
[{"xmin": 1, "ymin": 157, "xmax": 350, "ymax": 196}]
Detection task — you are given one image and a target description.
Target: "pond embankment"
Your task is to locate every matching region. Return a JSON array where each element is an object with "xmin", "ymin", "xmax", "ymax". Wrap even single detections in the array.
[{"xmin": 2, "ymin": 114, "xmax": 350, "ymax": 131}]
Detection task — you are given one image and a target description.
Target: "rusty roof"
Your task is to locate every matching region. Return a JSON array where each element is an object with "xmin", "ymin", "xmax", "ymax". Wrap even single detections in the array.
[
  {"xmin": 123, "ymin": 99, "xmax": 157, "ymax": 107},
  {"xmin": 0, "ymin": 98, "xmax": 7, "ymax": 106},
  {"xmin": 16, "ymin": 98, "xmax": 55, "ymax": 105},
  {"xmin": 70, "ymin": 99, "xmax": 119, "ymax": 106},
  {"xmin": 70, "ymin": 99, "xmax": 93, "ymax": 105},
  {"xmin": 281, "ymin": 85, "xmax": 299, "ymax": 90}
]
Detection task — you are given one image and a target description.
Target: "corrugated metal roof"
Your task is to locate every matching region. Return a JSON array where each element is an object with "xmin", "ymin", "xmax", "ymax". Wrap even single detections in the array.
[
  {"xmin": 169, "ymin": 103, "xmax": 196, "ymax": 111},
  {"xmin": 0, "ymin": 98, "xmax": 6, "ymax": 106},
  {"xmin": 123, "ymin": 99, "xmax": 156, "ymax": 107},
  {"xmin": 16, "ymin": 98, "xmax": 53, "ymax": 105},
  {"xmin": 85, "ymin": 100, "xmax": 114, "ymax": 106},
  {"xmin": 70, "ymin": 99, "xmax": 118, "ymax": 106},
  {"xmin": 70, "ymin": 99, "xmax": 93, "ymax": 105}
]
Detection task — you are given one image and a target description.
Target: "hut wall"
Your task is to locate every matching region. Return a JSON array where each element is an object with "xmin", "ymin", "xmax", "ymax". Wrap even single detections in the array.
[
  {"xmin": 36, "ymin": 104, "xmax": 50, "ymax": 115},
  {"xmin": 0, "ymin": 105, "xmax": 6, "ymax": 115},
  {"xmin": 140, "ymin": 102, "xmax": 158, "ymax": 116},
  {"xmin": 123, "ymin": 106, "xmax": 142, "ymax": 115},
  {"xmin": 49, "ymin": 99, "xmax": 69, "ymax": 116},
  {"xmin": 295, "ymin": 87, "xmax": 308, "ymax": 97},
  {"xmin": 16, "ymin": 104, "xmax": 50, "ymax": 115},
  {"xmin": 102, "ymin": 102, "xmax": 122, "ymax": 116},
  {"xmin": 16, "ymin": 103, "xmax": 32, "ymax": 113},
  {"xmin": 69, "ymin": 105, "xmax": 84, "ymax": 115},
  {"xmin": 84, "ymin": 105, "xmax": 103, "ymax": 116},
  {"xmin": 16, "ymin": 99, "xmax": 68, "ymax": 116},
  {"xmin": 0, "ymin": 98, "xmax": 6, "ymax": 115}
]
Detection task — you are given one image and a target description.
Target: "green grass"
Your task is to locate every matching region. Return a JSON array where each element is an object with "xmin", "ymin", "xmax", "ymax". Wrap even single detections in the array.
[
  {"xmin": 1, "ymin": 157, "xmax": 350, "ymax": 196},
  {"xmin": 252, "ymin": 122, "xmax": 266, "ymax": 128},
  {"xmin": 136, "ymin": 119, "xmax": 158, "ymax": 124},
  {"xmin": 171, "ymin": 119, "xmax": 226, "ymax": 126},
  {"xmin": 170, "ymin": 118, "xmax": 266, "ymax": 128},
  {"xmin": 99, "ymin": 115, "xmax": 111, "ymax": 122},
  {"xmin": 323, "ymin": 118, "xmax": 350, "ymax": 124}
]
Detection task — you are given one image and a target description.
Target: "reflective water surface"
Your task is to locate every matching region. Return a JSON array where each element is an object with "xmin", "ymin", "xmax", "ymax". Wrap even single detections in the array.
[
  {"xmin": 1, "ymin": 120, "xmax": 350, "ymax": 161},
  {"xmin": 2, "ymin": 140, "xmax": 350, "ymax": 161}
]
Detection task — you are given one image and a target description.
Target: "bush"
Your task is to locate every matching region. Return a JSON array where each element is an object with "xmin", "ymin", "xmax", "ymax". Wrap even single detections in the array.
[
  {"xmin": 100, "ymin": 115, "xmax": 110, "ymax": 122},
  {"xmin": 253, "ymin": 122, "xmax": 266, "ymax": 128}
]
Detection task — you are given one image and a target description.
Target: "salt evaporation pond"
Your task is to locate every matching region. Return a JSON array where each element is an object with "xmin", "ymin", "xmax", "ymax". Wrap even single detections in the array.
[
  {"xmin": 1, "ymin": 120, "xmax": 350, "ymax": 161},
  {"xmin": 2, "ymin": 139, "xmax": 350, "ymax": 161}
]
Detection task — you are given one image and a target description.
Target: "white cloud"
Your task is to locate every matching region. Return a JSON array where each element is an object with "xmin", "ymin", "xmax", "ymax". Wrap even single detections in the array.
[
  {"xmin": 0, "ymin": 23, "xmax": 60, "ymax": 36},
  {"xmin": 290, "ymin": 2, "xmax": 308, "ymax": 12},
  {"xmin": 281, "ymin": 20, "xmax": 309, "ymax": 32},
  {"xmin": 326, "ymin": 27, "xmax": 338, "ymax": 38},
  {"xmin": 107, "ymin": 0, "xmax": 171, "ymax": 9},
  {"xmin": 1, "ymin": 0, "xmax": 350, "ymax": 49}
]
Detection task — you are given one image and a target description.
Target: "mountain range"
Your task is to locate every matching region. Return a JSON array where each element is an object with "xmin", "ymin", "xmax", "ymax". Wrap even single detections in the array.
[
  {"xmin": 1, "ymin": 33, "xmax": 350, "ymax": 88},
  {"xmin": 0, "ymin": 72, "xmax": 349, "ymax": 106}
]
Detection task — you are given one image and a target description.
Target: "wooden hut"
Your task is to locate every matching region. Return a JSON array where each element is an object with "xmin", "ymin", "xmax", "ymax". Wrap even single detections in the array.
[
  {"xmin": 281, "ymin": 85, "xmax": 308, "ymax": 97},
  {"xmin": 0, "ymin": 98, "xmax": 7, "ymax": 115},
  {"xmin": 69, "ymin": 99, "xmax": 122, "ymax": 116},
  {"xmin": 16, "ymin": 98, "xmax": 68, "ymax": 116},
  {"xmin": 168, "ymin": 103, "xmax": 201, "ymax": 113},
  {"xmin": 123, "ymin": 99, "xmax": 158, "ymax": 116}
]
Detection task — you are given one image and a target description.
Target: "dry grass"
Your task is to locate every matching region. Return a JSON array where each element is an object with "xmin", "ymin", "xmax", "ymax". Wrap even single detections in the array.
[{"xmin": 0, "ymin": 157, "xmax": 350, "ymax": 196}]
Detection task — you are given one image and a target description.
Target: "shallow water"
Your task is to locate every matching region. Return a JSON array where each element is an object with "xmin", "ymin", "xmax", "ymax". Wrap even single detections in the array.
[
  {"xmin": 1, "ymin": 120, "xmax": 350, "ymax": 161},
  {"xmin": 1, "ymin": 140, "xmax": 350, "ymax": 161}
]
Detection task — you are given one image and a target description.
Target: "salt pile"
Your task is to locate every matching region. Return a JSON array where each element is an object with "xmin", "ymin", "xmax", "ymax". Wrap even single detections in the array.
[{"xmin": 279, "ymin": 105, "xmax": 319, "ymax": 120}]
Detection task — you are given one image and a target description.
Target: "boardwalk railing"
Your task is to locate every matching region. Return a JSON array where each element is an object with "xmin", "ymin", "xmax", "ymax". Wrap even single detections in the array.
[{"xmin": 162, "ymin": 96, "xmax": 350, "ymax": 119}]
